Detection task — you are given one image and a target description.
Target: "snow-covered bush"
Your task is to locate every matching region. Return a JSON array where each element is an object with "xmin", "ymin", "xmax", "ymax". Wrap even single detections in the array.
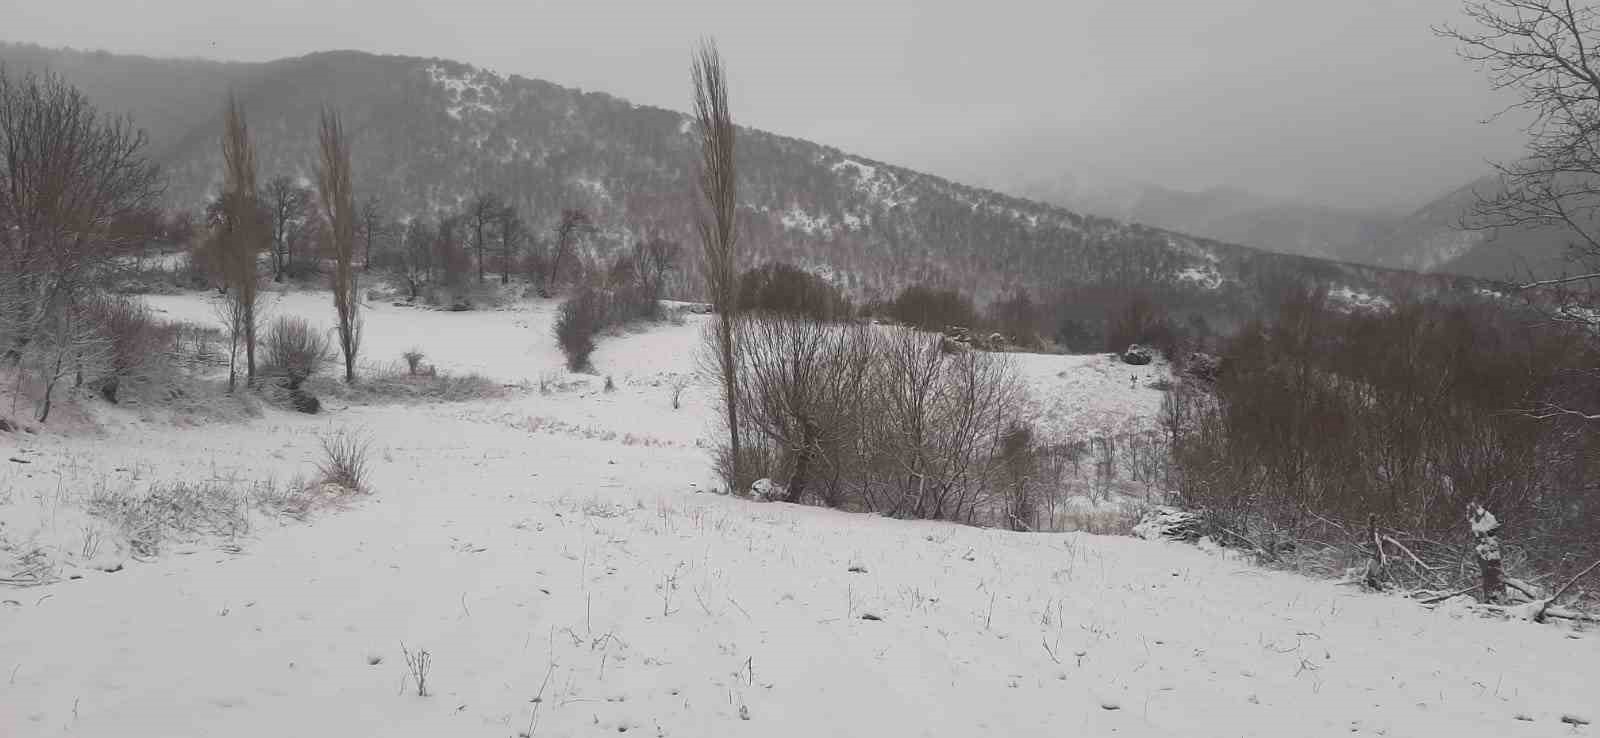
[
  {"xmin": 317, "ymin": 428, "xmax": 372, "ymax": 494},
  {"xmin": 262, "ymin": 316, "xmax": 331, "ymax": 389},
  {"xmin": 1133, "ymin": 506, "xmax": 1202, "ymax": 542}
]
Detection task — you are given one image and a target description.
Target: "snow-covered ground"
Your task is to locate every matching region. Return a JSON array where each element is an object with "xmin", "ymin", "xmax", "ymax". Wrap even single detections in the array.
[{"xmin": 2, "ymin": 290, "xmax": 1596, "ymax": 737}]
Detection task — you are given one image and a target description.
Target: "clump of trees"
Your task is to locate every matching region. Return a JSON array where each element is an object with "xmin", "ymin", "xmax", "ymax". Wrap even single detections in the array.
[
  {"xmin": 0, "ymin": 67, "xmax": 163, "ymax": 421},
  {"xmin": 725, "ymin": 313, "xmax": 1037, "ymax": 526},
  {"xmin": 1170, "ymin": 284, "xmax": 1600, "ymax": 592},
  {"xmin": 553, "ymin": 243, "xmax": 676, "ymax": 370},
  {"xmin": 737, "ymin": 262, "xmax": 853, "ymax": 322},
  {"xmin": 885, "ymin": 284, "xmax": 977, "ymax": 332}
]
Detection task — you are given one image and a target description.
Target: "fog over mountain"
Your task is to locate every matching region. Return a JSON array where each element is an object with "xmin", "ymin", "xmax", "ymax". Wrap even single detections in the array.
[{"xmin": 4, "ymin": 0, "xmax": 1528, "ymax": 213}]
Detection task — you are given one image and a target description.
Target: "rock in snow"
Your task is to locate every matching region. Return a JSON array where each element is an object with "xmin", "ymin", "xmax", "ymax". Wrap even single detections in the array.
[{"xmin": 750, "ymin": 478, "xmax": 783, "ymax": 501}]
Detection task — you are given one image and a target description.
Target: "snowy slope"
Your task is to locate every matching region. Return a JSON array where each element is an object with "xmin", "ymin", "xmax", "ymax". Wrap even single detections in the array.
[{"xmin": 2, "ymin": 293, "xmax": 1596, "ymax": 737}]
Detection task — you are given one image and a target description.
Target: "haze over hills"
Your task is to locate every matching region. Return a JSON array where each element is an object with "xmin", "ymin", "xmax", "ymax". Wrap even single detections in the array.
[
  {"xmin": 1002, "ymin": 166, "xmax": 1577, "ymax": 283},
  {"xmin": 1003, "ymin": 170, "xmax": 1402, "ymax": 262},
  {"xmin": 0, "ymin": 42, "xmax": 1482, "ymax": 307}
]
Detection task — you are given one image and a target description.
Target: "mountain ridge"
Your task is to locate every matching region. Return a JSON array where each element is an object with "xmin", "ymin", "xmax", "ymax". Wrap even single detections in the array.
[{"xmin": 1, "ymin": 42, "xmax": 1480, "ymax": 309}]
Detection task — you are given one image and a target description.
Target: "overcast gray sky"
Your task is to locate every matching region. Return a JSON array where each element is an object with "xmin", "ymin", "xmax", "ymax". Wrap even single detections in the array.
[{"xmin": 5, "ymin": 0, "xmax": 1526, "ymax": 210}]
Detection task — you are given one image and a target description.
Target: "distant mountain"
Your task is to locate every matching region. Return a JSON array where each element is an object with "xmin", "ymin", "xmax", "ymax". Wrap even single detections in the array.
[
  {"xmin": 1, "ymin": 42, "xmax": 1476, "ymax": 312},
  {"xmin": 1008, "ymin": 164, "xmax": 1587, "ymax": 283},
  {"xmin": 1348, "ymin": 175, "xmax": 1578, "ymax": 281},
  {"xmin": 1007, "ymin": 171, "xmax": 1401, "ymax": 263}
]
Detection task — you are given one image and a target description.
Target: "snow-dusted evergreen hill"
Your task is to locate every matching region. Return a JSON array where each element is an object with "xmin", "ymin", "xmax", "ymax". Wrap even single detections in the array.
[{"xmin": 1, "ymin": 43, "xmax": 1481, "ymax": 303}]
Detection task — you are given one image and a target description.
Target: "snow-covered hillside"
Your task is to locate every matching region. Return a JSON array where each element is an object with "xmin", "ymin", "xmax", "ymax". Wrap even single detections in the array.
[{"xmin": 1, "ymin": 292, "xmax": 1596, "ymax": 737}]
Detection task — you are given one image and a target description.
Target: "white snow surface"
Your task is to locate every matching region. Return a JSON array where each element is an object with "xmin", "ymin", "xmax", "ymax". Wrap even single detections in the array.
[
  {"xmin": 2, "ymin": 291, "xmax": 1597, "ymax": 737},
  {"xmin": 1177, "ymin": 265, "xmax": 1225, "ymax": 290},
  {"xmin": 1329, "ymin": 286, "xmax": 1393, "ymax": 312}
]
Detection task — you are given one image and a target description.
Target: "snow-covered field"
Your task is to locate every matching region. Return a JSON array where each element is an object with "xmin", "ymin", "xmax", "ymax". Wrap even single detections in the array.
[{"xmin": 1, "ymin": 290, "xmax": 1596, "ymax": 737}]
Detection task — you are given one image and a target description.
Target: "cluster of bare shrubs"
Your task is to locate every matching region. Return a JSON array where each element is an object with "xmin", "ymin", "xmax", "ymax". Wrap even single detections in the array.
[
  {"xmin": 317, "ymin": 428, "xmax": 372, "ymax": 493},
  {"xmin": 554, "ymin": 253, "xmax": 667, "ymax": 370},
  {"xmin": 261, "ymin": 316, "xmax": 332, "ymax": 389},
  {"xmin": 1170, "ymin": 285, "xmax": 1600, "ymax": 601},
  {"xmin": 302, "ymin": 356, "xmax": 503, "ymax": 405},
  {"xmin": 736, "ymin": 262, "xmax": 853, "ymax": 322},
  {"xmin": 715, "ymin": 314, "xmax": 1060, "ymax": 528},
  {"xmin": 0, "ymin": 68, "xmax": 164, "ymax": 423}
]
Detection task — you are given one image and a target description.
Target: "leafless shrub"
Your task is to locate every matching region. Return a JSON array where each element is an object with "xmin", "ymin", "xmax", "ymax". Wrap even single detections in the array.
[
  {"xmin": 399, "ymin": 642, "xmax": 431, "ymax": 697},
  {"xmin": 1173, "ymin": 289, "xmax": 1600, "ymax": 595},
  {"xmin": 669, "ymin": 375, "xmax": 690, "ymax": 409},
  {"xmin": 262, "ymin": 316, "xmax": 331, "ymax": 389},
  {"xmin": 83, "ymin": 295, "xmax": 168, "ymax": 404},
  {"xmin": 723, "ymin": 319, "xmax": 1031, "ymax": 521},
  {"xmin": 554, "ymin": 286, "xmax": 603, "ymax": 370},
  {"xmin": 317, "ymin": 428, "xmax": 372, "ymax": 493},
  {"xmin": 731, "ymin": 314, "xmax": 874, "ymax": 503},
  {"xmin": 402, "ymin": 348, "xmax": 425, "ymax": 375},
  {"xmin": 857, "ymin": 326, "xmax": 1027, "ymax": 521},
  {"xmin": 0, "ymin": 67, "xmax": 161, "ymax": 386}
]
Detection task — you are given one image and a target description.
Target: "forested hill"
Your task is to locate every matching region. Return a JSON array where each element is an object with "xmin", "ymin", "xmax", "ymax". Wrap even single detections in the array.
[{"xmin": 1, "ymin": 42, "xmax": 1476, "ymax": 306}]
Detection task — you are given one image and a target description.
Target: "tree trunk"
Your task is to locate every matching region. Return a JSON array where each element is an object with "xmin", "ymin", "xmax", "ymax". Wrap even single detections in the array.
[
  {"xmin": 475, "ymin": 224, "xmax": 485, "ymax": 283},
  {"xmin": 244, "ymin": 300, "xmax": 256, "ymax": 386},
  {"xmin": 720, "ymin": 311, "xmax": 740, "ymax": 489}
]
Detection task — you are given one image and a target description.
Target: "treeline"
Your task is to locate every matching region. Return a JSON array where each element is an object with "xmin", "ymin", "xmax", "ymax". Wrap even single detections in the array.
[
  {"xmin": 0, "ymin": 66, "xmax": 376, "ymax": 423},
  {"xmin": 553, "ymin": 239, "xmax": 680, "ymax": 370},
  {"xmin": 731, "ymin": 270, "xmax": 1209, "ymax": 356},
  {"xmin": 0, "ymin": 68, "xmax": 165, "ymax": 421},
  {"xmin": 1169, "ymin": 285, "xmax": 1600, "ymax": 585}
]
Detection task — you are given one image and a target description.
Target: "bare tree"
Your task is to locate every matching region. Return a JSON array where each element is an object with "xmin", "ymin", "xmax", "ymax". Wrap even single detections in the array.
[
  {"xmin": 315, "ymin": 106, "xmax": 361, "ymax": 383},
  {"xmin": 734, "ymin": 315, "xmax": 874, "ymax": 503},
  {"xmin": 27, "ymin": 296, "xmax": 107, "ymax": 423},
  {"xmin": 692, "ymin": 39, "xmax": 744, "ymax": 490},
  {"xmin": 1439, "ymin": 4, "xmax": 1600, "ymax": 403},
  {"xmin": 217, "ymin": 91, "xmax": 266, "ymax": 389},
  {"xmin": 863, "ymin": 326, "xmax": 1025, "ymax": 521},
  {"xmin": 0, "ymin": 67, "xmax": 161, "ymax": 366},
  {"xmin": 634, "ymin": 237, "xmax": 681, "ymax": 299},
  {"xmin": 358, "ymin": 194, "xmax": 384, "ymax": 272},
  {"xmin": 549, "ymin": 208, "xmax": 593, "ymax": 293},
  {"xmin": 495, "ymin": 203, "xmax": 523, "ymax": 285},
  {"xmin": 433, "ymin": 213, "xmax": 469, "ymax": 290},
  {"xmin": 467, "ymin": 192, "xmax": 504, "ymax": 284},
  {"xmin": 390, "ymin": 218, "xmax": 434, "ymax": 301},
  {"xmin": 263, "ymin": 175, "xmax": 311, "ymax": 282}
]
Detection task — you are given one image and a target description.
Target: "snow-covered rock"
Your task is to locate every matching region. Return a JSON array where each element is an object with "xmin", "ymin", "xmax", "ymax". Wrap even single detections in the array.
[
  {"xmin": 1133, "ymin": 506, "xmax": 1202, "ymax": 542},
  {"xmin": 750, "ymin": 478, "xmax": 783, "ymax": 501}
]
